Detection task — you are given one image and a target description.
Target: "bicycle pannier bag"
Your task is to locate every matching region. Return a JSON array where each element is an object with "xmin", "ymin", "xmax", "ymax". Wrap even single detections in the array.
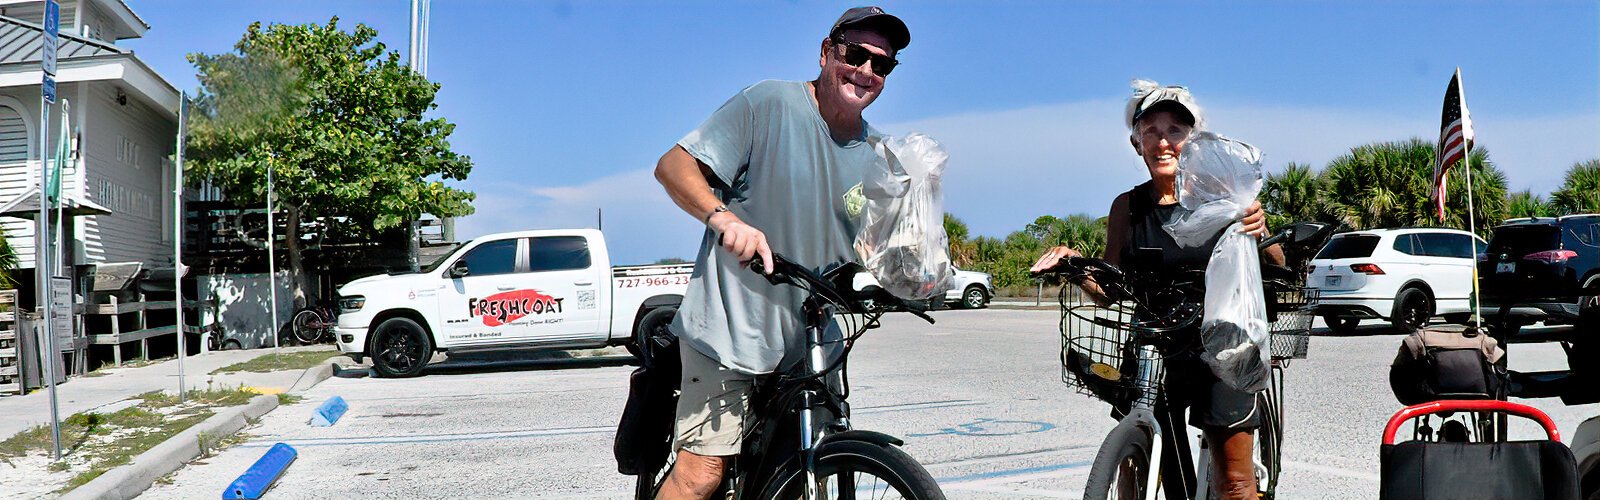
[
  {"xmin": 1389, "ymin": 324, "xmax": 1506, "ymax": 405},
  {"xmin": 614, "ymin": 335, "xmax": 682, "ymax": 475}
]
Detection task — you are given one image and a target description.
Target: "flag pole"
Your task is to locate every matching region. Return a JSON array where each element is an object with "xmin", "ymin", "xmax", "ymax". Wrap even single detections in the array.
[{"xmin": 1458, "ymin": 68, "xmax": 1482, "ymax": 330}]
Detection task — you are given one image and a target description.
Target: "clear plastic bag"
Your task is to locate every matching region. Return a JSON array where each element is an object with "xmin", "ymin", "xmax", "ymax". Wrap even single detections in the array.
[
  {"xmin": 1162, "ymin": 132, "xmax": 1270, "ymax": 393},
  {"xmin": 854, "ymin": 133, "xmax": 953, "ymax": 300}
]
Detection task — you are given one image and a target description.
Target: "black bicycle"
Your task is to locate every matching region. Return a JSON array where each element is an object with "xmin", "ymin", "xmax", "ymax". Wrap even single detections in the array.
[{"xmin": 629, "ymin": 254, "xmax": 946, "ymax": 500}]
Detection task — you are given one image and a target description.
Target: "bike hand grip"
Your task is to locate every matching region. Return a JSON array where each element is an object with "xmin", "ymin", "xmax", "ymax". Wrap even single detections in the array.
[{"xmin": 1382, "ymin": 400, "xmax": 1561, "ymax": 444}]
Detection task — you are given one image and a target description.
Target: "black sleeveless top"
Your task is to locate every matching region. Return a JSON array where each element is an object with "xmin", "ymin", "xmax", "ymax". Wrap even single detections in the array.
[{"xmin": 1121, "ymin": 181, "xmax": 1224, "ymax": 277}]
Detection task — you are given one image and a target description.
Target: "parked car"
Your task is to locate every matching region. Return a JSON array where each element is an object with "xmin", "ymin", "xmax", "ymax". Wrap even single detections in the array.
[
  {"xmin": 1307, "ymin": 228, "xmax": 1485, "ymax": 334},
  {"xmin": 334, "ymin": 229, "xmax": 689, "ymax": 377},
  {"xmin": 941, "ymin": 267, "xmax": 995, "ymax": 309},
  {"xmin": 1478, "ymin": 214, "xmax": 1600, "ymax": 336}
]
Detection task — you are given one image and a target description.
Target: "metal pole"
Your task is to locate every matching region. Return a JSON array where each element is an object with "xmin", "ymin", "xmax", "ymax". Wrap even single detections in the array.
[
  {"xmin": 1459, "ymin": 70, "xmax": 1482, "ymax": 329},
  {"xmin": 36, "ymin": 88, "xmax": 60, "ymax": 462},
  {"xmin": 266, "ymin": 163, "xmax": 278, "ymax": 352},
  {"xmin": 175, "ymin": 94, "xmax": 187, "ymax": 399}
]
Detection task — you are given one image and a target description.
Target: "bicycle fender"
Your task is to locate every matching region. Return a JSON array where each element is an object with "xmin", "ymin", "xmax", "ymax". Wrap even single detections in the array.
[{"xmin": 815, "ymin": 430, "xmax": 905, "ymax": 449}]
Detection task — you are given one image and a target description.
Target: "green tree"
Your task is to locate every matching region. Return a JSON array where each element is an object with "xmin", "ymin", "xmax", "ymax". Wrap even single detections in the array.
[
  {"xmin": 1551, "ymin": 159, "xmax": 1600, "ymax": 215},
  {"xmin": 1505, "ymin": 190, "xmax": 1555, "ymax": 219},
  {"xmin": 187, "ymin": 18, "xmax": 474, "ymax": 305},
  {"xmin": 1261, "ymin": 162, "xmax": 1337, "ymax": 230},
  {"xmin": 1322, "ymin": 138, "xmax": 1506, "ymax": 235}
]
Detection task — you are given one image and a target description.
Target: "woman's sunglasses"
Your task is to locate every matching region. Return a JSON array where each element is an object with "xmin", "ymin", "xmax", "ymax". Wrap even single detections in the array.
[{"xmin": 834, "ymin": 39, "xmax": 898, "ymax": 77}]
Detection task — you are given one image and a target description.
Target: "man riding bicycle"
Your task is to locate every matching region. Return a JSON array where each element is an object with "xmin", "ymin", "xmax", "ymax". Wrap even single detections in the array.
[
  {"xmin": 1031, "ymin": 82, "xmax": 1282, "ymax": 500},
  {"xmin": 651, "ymin": 7, "xmax": 911, "ymax": 500}
]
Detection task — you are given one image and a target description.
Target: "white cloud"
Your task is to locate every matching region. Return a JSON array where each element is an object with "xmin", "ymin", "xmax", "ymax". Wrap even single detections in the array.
[
  {"xmin": 454, "ymin": 169, "xmax": 705, "ymax": 265},
  {"xmin": 458, "ymin": 100, "xmax": 1597, "ymax": 264}
]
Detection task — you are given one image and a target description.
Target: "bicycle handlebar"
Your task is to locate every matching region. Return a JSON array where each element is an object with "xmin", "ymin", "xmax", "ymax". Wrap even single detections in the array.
[{"xmin": 749, "ymin": 253, "xmax": 935, "ymax": 324}]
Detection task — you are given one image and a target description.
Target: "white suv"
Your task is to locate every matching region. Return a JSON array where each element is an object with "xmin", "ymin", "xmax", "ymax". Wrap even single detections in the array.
[
  {"xmin": 942, "ymin": 267, "xmax": 995, "ymax": 309},
  {"xmin": 1307, "ymin": 228, "xmax": 1486, "ymax": 333}
]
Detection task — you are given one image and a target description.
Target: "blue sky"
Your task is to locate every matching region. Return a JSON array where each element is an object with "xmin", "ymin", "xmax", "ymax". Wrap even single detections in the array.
[{"xmin": 119, "ymin": 1, "xmax": 1599, "ymax": 265}]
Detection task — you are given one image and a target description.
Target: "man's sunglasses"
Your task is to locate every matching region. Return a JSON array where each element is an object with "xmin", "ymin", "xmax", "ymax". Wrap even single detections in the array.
[{"xmin": 834, "ymin": 39, "xmax": 898, "ymax": 77}]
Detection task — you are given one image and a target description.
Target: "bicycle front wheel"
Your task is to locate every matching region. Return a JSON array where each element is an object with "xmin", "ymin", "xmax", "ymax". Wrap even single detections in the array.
[
  {"xmin": 1083, "ymin": 422, "xmax": 1154, "ymax": 500},
  {"xmin": 761, "ymin": 439, "xmax": 945, "ymax": 500}
]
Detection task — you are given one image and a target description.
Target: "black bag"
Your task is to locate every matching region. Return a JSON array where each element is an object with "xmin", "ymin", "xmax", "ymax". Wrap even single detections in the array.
[
  {"xmin": 1389, "ymin": 324, "xmax": 1506, "ymax": 406},
  {"xmin": 614, "ymin": 336, "xmax": 682, "ymax": 476}
]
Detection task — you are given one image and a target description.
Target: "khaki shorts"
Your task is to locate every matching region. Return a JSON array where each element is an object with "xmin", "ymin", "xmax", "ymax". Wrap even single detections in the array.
[{"xmin": 673, "ymin": 343, "xmax": 756, "ymax": 456}]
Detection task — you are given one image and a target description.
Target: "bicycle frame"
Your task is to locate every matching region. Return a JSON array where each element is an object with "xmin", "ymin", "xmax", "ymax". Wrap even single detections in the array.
[{"xmin": 719, "ymin": 257, "xmax": 931, "ymax": 499}]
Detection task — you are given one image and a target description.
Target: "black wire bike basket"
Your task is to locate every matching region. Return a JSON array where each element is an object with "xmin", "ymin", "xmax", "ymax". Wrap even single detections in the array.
[
  {"xmin": 1267, "ymin": 286, "xmax": 1319, "ymax": 361},
  {"xmin": 1057, "ymin": 281, "xmax": 1199, "ymax": 407}
]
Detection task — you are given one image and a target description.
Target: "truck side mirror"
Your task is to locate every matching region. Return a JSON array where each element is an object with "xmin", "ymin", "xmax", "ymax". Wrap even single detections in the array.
[{"xmin": 449, "ymin": 260, "xmax": 470, "ymax": 278}]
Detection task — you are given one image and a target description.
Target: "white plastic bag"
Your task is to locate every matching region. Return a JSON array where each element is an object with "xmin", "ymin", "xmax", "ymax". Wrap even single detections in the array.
[
  {"xmin": 854, "ymin": 133, "xmax": 953, "ymax": 300},
  {"xmin": 1162, "ymin": 132, "xmax": 1270, "ymax": 393}
]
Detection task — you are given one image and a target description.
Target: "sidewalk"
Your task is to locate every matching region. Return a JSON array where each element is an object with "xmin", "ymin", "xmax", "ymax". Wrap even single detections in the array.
[{"xmin": 0, "ymin": 345, "xmax": 337, "ymax": 440}]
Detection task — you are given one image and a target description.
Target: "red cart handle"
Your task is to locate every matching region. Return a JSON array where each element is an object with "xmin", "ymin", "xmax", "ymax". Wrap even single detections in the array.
[{"xmin": 1383, "ymin": 400, "xmax": 1560, "ymax": 445}]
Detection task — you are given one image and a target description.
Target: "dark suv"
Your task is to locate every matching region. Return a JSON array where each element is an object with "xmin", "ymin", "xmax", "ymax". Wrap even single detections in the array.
[{"xmin": 1479, "ymin": 214, "xmax": 1600, "ymax": 335}]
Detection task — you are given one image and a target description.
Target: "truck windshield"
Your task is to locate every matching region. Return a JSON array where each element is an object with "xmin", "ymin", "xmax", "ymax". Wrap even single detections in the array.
[{"xmin": 420, "ymin": 240, "xmax": 470, "ymax": 273}]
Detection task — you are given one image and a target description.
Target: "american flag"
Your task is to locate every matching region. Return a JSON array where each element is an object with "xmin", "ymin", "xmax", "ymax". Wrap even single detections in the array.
[{"xmin": 1433, "ymin": 68, "xmax": 1474, "ymax": 220}]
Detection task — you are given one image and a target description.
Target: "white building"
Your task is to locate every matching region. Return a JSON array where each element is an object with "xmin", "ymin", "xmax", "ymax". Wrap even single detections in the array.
[{"xmin": 0, "ymin": 0, "xmax": 178, "ymax": 273}]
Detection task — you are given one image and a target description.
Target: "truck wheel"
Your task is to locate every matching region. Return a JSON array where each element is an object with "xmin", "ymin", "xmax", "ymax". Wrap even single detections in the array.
[
  {"xmin": 631, "ymin": 307, "xmax": 677, "ymax": 366},
  {"xmin": 962, "ymin": 286, "xmax": 988, "ymax": 309},
  {"xmin": 370, "ymin": 317, "xmax": 433, "ymax": 378}
]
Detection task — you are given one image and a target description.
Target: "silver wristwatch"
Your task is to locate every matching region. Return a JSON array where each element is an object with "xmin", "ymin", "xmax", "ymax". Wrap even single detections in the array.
[{"xmin": 704, "ymin": 204, "xmax": 729, "ymax": 224}]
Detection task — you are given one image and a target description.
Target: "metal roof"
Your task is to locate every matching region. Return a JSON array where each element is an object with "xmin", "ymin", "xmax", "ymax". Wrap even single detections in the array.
[{"xmin": 0, "ymin": 14, "xmax": 124, "ymax": 66}]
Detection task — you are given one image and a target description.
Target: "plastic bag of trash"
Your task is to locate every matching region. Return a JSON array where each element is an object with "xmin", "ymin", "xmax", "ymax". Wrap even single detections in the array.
[
  {"xmin": 854, "ymin": 133, "xmax": 953, "ymax": 301},
  {"xmin": 1163, "ymin": 131, "xmax": 1270, "ymax": 393}
]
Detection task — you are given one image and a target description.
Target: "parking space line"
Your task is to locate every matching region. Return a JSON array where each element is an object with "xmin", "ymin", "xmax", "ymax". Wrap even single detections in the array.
[
  {"xmin": 853, "ymin": 399, "xmax": 983, "ymax": 414},
  {"xmin": 241, "ymin": 399, "xmax": 982, "ymax": 449},
  {"xmin": 936, "ymin": 460, "xmax": 1093, "ymax": 485}
]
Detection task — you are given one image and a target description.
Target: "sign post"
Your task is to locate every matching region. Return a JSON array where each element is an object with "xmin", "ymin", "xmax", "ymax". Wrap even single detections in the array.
[{"xmin": 36, "ymin": 0, "xmax": 62, "ymax": 461}]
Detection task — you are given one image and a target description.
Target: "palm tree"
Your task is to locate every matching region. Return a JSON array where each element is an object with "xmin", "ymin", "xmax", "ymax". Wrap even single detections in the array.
[
  {"xmin": 1505, "ymin": 190, "xmax": 1554, "ymax": 219},
  {"xmin": 1322, "ymin": 138, "xmax": 1507, "ymax": 235},
  {"xmin": 1551, "ymin": 159, "xmax": 1600, "ymax": 215},
  {"xmin": 944, "ymin": 213, "xmax": 976, "ymax": 267},
  {"xmin": 1261, "ymin": 162, "xmax": 1336, "ymax": 230}
]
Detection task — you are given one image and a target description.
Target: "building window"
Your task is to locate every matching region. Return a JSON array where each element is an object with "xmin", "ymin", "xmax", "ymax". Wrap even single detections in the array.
[{"xmin": 0, "ymin": 105, "xmax": 28, "ymax": 164}]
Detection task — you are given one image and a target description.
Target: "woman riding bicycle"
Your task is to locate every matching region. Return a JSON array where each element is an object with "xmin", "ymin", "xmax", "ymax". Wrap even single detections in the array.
[{"xmin": 1030, "ymin": 81, "xmax": 1281, "ymax": 500}]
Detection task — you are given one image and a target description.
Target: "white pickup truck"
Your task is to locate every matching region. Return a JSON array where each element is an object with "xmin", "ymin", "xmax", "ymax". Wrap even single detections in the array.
[{"xmin": 333, "ymin": 229, "xmax": 690, "ymax": 377}]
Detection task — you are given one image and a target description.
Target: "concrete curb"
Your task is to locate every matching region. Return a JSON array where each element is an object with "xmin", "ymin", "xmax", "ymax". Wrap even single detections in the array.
[
  {"xmin": 287, "ymin": 358, "xmax": 341, "ymax": 394},
  {"xmin": 60, "ymin": 358, "xmax": 344, "ymax": 500},
  {"xmin": 61, "ymin": 395, "xmax": 279, "ymax": 500}
]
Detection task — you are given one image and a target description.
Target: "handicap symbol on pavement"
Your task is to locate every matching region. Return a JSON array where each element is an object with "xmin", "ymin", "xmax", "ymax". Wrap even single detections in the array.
[{"xmin": 907, "ymin": 417, "xmax": 1055, "ymax": 437}]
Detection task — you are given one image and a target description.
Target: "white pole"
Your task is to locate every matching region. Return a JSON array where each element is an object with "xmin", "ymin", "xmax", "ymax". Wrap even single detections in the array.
[
  {"xmin": 175, "ymin": 95, "xmax": 187, "ymax": 398},
  {"xmin": 408, "ymin": 0, "xmax": 419, "ymax": 70},
  {"xmin": 266, "ymin": 164, "xmax": 278, "ymax": 352},
  {"xmin": 1460, "ymin": 71, "xmax": 1482, "ymax": 330}
]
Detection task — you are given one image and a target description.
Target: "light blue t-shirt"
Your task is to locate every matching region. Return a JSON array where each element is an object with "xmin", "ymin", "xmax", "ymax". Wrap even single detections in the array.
[{"xmin": 670, "ymin": 80, "xmax": 876, "ymax": 375}]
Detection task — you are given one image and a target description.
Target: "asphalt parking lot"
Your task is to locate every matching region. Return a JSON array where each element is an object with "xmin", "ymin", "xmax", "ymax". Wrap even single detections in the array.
[{"xmin": 142, "ymin": 308, "xmax": 1595, "ymax": 499}]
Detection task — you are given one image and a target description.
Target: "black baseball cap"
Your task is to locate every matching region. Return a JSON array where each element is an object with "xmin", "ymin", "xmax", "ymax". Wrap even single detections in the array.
[{"xmin": 829, "ymin": 6, "xmax": 910, "ymax": 52}]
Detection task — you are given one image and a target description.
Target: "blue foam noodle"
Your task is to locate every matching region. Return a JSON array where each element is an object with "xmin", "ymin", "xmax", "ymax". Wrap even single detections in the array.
[
  {"xmin": 309, "ymin": 396, "xmax": 348, "ymax": 427},
  {"xmin": 223, "ymin": 442, "xmax": 297, "ymax": 499}
]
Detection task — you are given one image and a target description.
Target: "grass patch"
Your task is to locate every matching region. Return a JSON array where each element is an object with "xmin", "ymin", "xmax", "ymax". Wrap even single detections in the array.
[
  {"xmin": 0, "ymin": 386, "xmax": 260, "ymax": 493},
  {"xmin": 277, "ymin": 393, "xmax": 304, "ymax": 406},
  {"xmin": 210, "ymin": 349, "xmax": 337, "ymax": 375}
]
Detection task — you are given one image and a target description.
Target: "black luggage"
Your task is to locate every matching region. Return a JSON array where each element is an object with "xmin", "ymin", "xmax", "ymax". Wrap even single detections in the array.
[{"xmin": 1389, "ymin": 324, "xmax": 1506, "ymax": 405}]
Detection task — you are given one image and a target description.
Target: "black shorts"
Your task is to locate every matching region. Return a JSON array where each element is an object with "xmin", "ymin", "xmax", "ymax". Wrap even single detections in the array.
[{"xmin": 1164, "ymin": 352, "xmax": 1262, "ymax": 431}]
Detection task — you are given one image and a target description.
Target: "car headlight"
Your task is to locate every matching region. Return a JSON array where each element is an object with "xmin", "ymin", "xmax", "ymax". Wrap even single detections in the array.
[{"xmin": 339, "ymin": 296, "xmax": 366, "ymax": 313}]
